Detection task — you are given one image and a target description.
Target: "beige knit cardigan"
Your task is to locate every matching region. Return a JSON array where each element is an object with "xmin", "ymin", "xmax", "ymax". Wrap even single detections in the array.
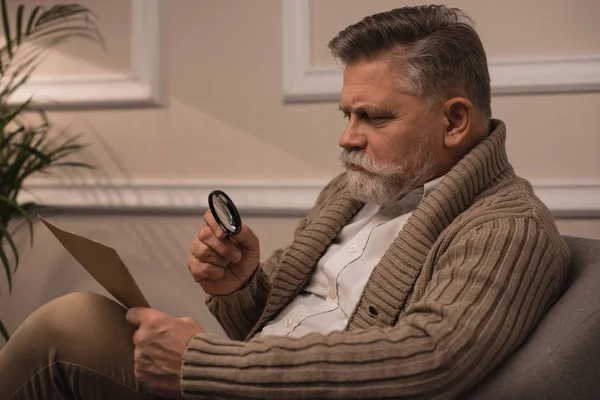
[{"xmin": 182, "ymin": 119, "xmax": 570, "ymax": 399}]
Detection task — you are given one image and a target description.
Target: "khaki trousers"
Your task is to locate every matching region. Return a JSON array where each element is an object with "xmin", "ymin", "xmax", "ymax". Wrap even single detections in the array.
[{"xmin": 0, "ymin": 292, "xmax": 166, "ymax": 400}]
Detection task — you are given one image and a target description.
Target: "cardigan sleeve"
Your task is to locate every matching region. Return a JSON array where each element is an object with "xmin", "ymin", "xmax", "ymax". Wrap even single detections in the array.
[{"xmin": 182, "ymin": 216, "xmax": 567, "ymax": 399}]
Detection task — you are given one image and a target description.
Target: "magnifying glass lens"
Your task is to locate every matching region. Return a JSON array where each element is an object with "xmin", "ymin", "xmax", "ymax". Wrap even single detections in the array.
[{"xmin": 209, "ymin": 190, "xmax": 242, "ymax": 237}]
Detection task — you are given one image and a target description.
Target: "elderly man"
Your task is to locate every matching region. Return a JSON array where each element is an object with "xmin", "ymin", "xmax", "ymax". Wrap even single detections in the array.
[{"xmin": 0, "ymin": 5, "xmax": 569, "ymax": 400}]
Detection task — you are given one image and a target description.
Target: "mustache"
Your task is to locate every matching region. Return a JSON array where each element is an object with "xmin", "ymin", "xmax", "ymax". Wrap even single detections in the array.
[{"xmin": 339, "ymin": 149, "xmax": 405, "ymax": 178}]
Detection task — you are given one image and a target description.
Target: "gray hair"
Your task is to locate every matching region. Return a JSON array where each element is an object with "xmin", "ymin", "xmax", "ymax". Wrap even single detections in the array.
[{"xmin": 328, "ymin": 5, "xmax": 492, "ymax": 120}]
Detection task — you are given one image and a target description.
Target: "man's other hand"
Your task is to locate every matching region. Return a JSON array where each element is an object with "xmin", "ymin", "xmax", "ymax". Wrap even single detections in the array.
[
  {"xmin": 188, "ymin": 209, "xmax": 261, "ymax": 296},
  {"xmin": 126, "ymin": 307, "xmax": 204, "ymax": 399}
]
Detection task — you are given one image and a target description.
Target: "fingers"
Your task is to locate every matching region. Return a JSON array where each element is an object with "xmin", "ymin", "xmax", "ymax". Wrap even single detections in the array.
[
  {"xmin": 126, "ymin": 307, "xmax": 156, "ymax": 327},
  {"xmin": 187, "ymin": 252, "xmax": 226, "ymax": 281},
  {"xmin": 126, "ymin": 307, "xmax": 143, "ymax": 326},
  {"xmin": 191, "ymin": 236, "xmax": 230, "ymax": 267},
  {"xmin": 188, "ymin": 214, "xmax": 240, "ymax": 282},
  {"xmin": 203, "ymin": 209, "xmax": 227, "ymax": 240},
  {"xmin": 229, "ymin": 223, "xmax": 259, "ymax": 251},
  {"xmin": 188, "ymin": 210, "xmax": 260, "ymax": 290},
  {"xmin": 204, "ymin": 209, "xmax": 259, "ymax": 252},
  {"xmin": 196, "ymin": 225, "xmax": 242, "ymax": 263}
]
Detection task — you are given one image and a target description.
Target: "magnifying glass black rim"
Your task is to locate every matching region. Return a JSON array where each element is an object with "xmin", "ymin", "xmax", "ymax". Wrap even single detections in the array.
[{"xmin": 208, "ymin": 189, "xmax": 242, "ymax": 236}]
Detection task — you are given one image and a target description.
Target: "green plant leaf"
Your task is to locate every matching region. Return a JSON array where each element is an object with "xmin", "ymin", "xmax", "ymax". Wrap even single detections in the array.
[
  {"xmin": 0, "ymin": 194, "xmax": 33, "ymax": 248},
  {"xmin": 48, "ymin": 143, "xmax": 87, "ymax": 158},
  {"xmin": 35, "ymin": 4, "xmax": 94, "ymax": 27},
  {"xmin": 0, "ymin": 126, "xmax": 25, "ymax": 154},
  {"xmin": 45, "ymin": 135, "xmax": 87, "ymax": 158},
  {"xmin": 27, "ymin": 25, "xmax": 102, "ymax": 43},
  {"xmin": 1, "ymin": 0, "xmax": 12, "ymax": 58},
  {"xmin": 3, "ymin": 141, "xmax": 43, "ymax": 184},
  {"xmin": 29, "ymin": 12, "xmax": 99, "ymax": 33},
  {"xmin": 0, "ymin": 52, "xmax": 44, "ymax": 101},
  {"xmin": 12, "ymin": 131, "xmax": 49, "ymax": 175},
  {"xmin": 4, "ymin": 203, "xmax": 38, "ymax": 245},
  {"xmin": 0, "ymin": 99, "xmax": 31, "ymax": 131},
  {"xmin": 12, "ymin": 143, "xmax": 52, "ymax": 164},
  {"xmin": 0, "ymin": 221, "xmax": 18, "ymax": 274},
  {"xmin": 25, "ymin": 5, "xmax": 42, "ymax": 35},
  {"xmin": 0, "ymin": 243, "xmax": 12, "ymax": 294},
  {"xmin": 0, "ymin": 317, "xmax": 9, "ymax": 342},
  {"xmin": 48, "ymin": 161, "xmax": 93, "ymax": 169},
  {"xmin": 15, "ymin": 5, "xmax": 24, "ymax": 45}
]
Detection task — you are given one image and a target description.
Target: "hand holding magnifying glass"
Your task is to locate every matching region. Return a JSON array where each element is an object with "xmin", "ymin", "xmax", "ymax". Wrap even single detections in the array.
[{"xmin": 188, "ymin": 190, "xmax": 260, "ymax": 296}]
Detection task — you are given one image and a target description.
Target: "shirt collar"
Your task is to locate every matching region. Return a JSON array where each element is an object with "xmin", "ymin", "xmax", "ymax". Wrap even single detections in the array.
[
  {"xmin": 379, "ymin": 175, "xmax": 445, "ymax": 217},
  {"xmin": 422, "ymin": 174, "xmax": 444, "ymax": 200}
]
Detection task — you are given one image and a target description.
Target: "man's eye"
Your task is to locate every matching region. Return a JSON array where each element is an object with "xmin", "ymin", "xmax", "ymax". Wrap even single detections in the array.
[
  {"xmin": 342, "ymin": 112, "xmax": 351, "ymax": 120},
  {"xmin": 368, "ymin": 115, "xmax": 391, "ymax": 124},
  {"xmin": 361, "ymin": 113, "xmax": 382, "ymax": 123}
]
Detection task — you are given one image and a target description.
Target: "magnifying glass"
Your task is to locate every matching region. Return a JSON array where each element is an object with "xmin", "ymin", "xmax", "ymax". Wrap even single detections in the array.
[{"xmin": 208, "ymin": 190, "xmax": 242, "ymax": 239}]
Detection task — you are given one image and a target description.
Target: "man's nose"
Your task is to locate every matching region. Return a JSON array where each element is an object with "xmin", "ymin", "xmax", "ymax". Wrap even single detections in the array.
[{"xmin": 339, "ymin": 123, "xmax": 367, "ymax": 149}]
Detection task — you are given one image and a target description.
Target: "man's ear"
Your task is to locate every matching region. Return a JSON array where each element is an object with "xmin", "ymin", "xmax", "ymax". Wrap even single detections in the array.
[{"xmin": 443, "ymin": 98, "xmax": 473, "ymax": 148}]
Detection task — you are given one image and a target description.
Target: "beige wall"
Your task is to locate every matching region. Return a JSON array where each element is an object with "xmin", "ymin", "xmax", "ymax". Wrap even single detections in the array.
[
  {"xmin": 1, "ymin": 0, "xmax": 599, "ymax": 341},
  {"xmin": 311, "ymin": 0, "xmax": 600, "ymax": 63}
]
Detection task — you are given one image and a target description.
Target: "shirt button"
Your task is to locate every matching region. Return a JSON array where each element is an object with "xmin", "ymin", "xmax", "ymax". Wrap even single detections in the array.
[
  {"xmin": 328, "ymin": 288, "xmax": 337, "ymax": 300},
  {"xmin": 348, "ymin": 243, "xmax": 358, "ymax": 253},
  {"xmin": 283, "ymin": 318, "xmax": 293, "ymax": 328}
]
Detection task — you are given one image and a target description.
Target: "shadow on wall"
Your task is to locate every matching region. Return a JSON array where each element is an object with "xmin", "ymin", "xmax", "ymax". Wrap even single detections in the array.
[{"xmin": 165, "ymin": 1, "xmax": 343, "ymax": 173}]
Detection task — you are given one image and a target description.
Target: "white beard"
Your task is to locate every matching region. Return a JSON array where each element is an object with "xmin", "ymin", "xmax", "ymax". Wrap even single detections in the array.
[{"xmin": 340, "ymin": 138, "xmax": 437, "ymax": 204}]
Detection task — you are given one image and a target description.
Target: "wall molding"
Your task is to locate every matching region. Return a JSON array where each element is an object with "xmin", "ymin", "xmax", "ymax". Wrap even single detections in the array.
[
  {"xmin": 282, "ymin": 0, "xmax": 600, "ymax": 102},
  {"xmin": 18, "ymin": 179, "xmax": 600, "ymax": 218},
  {"xmin": 8, "ymin": 0, "xmax": 161, "ymax": 109}
]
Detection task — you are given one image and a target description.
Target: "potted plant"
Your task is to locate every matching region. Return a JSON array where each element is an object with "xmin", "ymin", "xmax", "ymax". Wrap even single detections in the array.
[{"xmin": 0, "ymin": 0, "xmax": 103, "ymax": 342}]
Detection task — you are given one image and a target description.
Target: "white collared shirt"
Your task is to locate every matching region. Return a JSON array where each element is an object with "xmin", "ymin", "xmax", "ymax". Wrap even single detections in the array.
[{"xmin": 257, "ymin": 176, "xmax": 444, "ymax": 338}]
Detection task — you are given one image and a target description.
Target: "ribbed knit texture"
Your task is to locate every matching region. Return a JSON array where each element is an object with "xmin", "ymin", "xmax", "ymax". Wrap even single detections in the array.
[{"xmin": 189, "ymin": 120, "xmax": 570, "ymax": 399}]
